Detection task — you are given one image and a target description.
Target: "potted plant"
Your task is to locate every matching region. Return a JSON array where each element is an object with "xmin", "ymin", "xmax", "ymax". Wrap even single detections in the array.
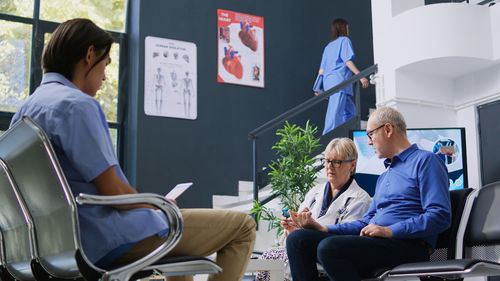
[{"xmin": 251, "ymin": 120, "xmax": 321, "ymax": 237}]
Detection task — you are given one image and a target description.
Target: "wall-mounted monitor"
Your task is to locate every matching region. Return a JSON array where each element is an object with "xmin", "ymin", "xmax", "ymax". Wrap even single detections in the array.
[{"xmin": 351, "ymin": 128, "xmax": 467, "ymax": 196}]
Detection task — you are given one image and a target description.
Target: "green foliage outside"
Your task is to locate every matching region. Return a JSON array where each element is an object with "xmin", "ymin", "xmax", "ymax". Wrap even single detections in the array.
[
  {"xmin": 0, "ymin": 0, "xmax": 126, "ymax": 122},
  {"xmin": 0, "ymin": 20, "xmax": 31, "ymax": 113},
  {"xmin": 39, "ymin": 0, "xmax": 126, "ymax": 32},
  {"xmin": 250, "ymin": 121, "xmax": 321, "ymax": 238},
  {"xmin": 95, "ymin": 44, "xmax": 120, "ymax": 122},
  {"xmin": 0, "ymin": 0, "xmax": 33, "ymax": 18},
  {"xmin": 0, "ymin": 0, "xmax": 126, "ymax": 31}
]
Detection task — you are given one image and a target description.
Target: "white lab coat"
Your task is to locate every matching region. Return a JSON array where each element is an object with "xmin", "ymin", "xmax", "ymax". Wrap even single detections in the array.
[
  {"xmin": 279, "ymin": 179, "xmax": 372, "ymax": 246},
  {"xmin": 278, "ymin": 179, "xmax": 372, "ymax": 280},
  {"xmin": 299, "ymin": 179, "xmax": 372, "ymax": 227}
]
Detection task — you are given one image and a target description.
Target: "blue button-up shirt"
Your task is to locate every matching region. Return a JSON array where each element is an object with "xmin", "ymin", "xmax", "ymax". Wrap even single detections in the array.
[
  {"xmin": 11, "ymin": 73, "xmax": 169, "ymax": 263},
  {"xmin": 327, "ymin": 144, "xmax": 451, "ymax": 248}
]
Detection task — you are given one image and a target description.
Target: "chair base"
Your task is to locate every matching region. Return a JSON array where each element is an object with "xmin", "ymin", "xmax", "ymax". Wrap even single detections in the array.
[
  {"xmin": 0, "ymin": 265, "xmax": 16, "ymax": 281},
  {"xmin": 386, "ymin": 259, "xmax": 500, "ymax": 280},
  {"xmin": 143, "ymin": 256, "xmax": 222, "ymax": 277},
  {"xmin": 32, "ymin": 258, "xmax": 84, "ymax": 281}
]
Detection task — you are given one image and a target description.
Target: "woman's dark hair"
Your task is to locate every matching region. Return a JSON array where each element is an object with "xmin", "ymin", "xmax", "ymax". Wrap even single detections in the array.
[
  {"xmin": 331, "ymin": 18, "xmax": 349, "ymax": 41},
  {"xmin": 42, "ymin": 18, "xmax": 114, "ymax": 80}
]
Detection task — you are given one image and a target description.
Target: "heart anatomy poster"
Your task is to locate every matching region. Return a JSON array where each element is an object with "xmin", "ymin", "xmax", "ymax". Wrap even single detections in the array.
[
  {"xmin": 144, "ymin": 36, "xmax": 197, "ymax": 120},
  {"xmin": 217, "ymin": 9, "xmax": 264, "ymax": 88}
]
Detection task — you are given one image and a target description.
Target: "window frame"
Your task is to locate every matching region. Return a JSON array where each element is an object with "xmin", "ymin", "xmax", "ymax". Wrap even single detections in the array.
[{"xmin": 0, "ymin": 2, "xmax": 127, "ymax": 165}]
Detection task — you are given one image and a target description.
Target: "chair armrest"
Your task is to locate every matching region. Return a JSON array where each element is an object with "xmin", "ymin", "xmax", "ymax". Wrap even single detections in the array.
[{"xmin": 75, "ymin": 193, "xmax": 183, "ymax": 281}]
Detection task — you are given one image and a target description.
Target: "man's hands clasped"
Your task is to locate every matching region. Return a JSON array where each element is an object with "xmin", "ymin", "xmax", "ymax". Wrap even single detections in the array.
[{"xmin": 360, "ymin": 224, "xmax": 393, "ymax": 238}]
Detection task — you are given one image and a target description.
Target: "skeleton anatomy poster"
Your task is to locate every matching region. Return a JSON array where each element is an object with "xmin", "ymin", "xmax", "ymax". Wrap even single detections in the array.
[
  {"xmin": 217, "ymin": 9, "xmax": 264, "ymax": 88},
  {"xmin": 144, "ymin": 36, "xmax": 197, "ymax": 119}
]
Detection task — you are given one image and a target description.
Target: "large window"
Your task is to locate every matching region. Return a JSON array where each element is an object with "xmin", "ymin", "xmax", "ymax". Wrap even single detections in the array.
[
  {"xmin": 0, "ymin": 0, "xmax": 127, "ymax": 154},
  {"xmin": 39, "ymin": 0, "xmax": 126, "ymax": 32},
  {"xmin": 0, "ymin": 20, "xmax": 31, "ymax": 113}
]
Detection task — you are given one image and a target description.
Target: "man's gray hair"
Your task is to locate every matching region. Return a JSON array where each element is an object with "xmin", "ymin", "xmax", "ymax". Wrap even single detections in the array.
[{"xmin": 371, "ymin": 107, "xmax": 407, "ymax": 135}]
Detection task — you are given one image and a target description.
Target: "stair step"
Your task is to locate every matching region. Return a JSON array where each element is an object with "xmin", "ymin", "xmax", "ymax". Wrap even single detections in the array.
[
  {"xmin": 213, "ymin": 185, "xmax": 274, "ymax": 210},
  {"xmin": 238, "ymin": 180, "xmax": 253, "ymax": 199}
]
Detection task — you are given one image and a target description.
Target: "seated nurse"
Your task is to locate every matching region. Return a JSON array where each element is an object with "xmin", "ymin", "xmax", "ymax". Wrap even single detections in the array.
[
  {"xmin": 255, "ymin": 138, "xmax": 372, "ymax": 281},
  {"xmin": 10, "ymin": 18, "xmax": 255, "ymax": 281}
]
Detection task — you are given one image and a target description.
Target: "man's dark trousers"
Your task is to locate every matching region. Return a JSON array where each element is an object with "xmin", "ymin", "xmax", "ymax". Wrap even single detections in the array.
[{"xmin": 286, "ymin": 229, "xmax": 430, "ymax": 281}]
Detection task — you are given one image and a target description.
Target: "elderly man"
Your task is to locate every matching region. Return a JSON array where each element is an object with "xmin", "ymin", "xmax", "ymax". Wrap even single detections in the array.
[{"xmin": 286, "ymin": 107, "xmax": 451, "ymax": 281}]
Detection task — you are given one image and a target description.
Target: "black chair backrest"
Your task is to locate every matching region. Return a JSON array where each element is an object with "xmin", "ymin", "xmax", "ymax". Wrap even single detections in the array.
[
  {"xmin": 0, "ymin": 117, "xmax": 82, "ymax": 279},
  {"xmin": 0, "ymin": 117, "xmax": 217, "ymax": 281},
  {"xmin": 0, "ymin": 158, "xmax": 36, "ymax": 280},
  {"xmin": 465, "ymin": 181, "xmax": 500, "ymax": 260},
  {"xmin": 430, "ymin": 188, "xmax": 473, "ymax": 261}
]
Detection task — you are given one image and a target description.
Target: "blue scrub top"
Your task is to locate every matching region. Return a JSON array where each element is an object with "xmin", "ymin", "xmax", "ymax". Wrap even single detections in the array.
[
  {"xmin": 320, "ymin": 36, "xmax": 355, "ymax": 95},
  {"xmin": 11, "ymin": 73, "xmax": 169, "ymax": 263},
  {"xmin": 319, "ymin": 36, "xmax": 356, "ymax": 135}
]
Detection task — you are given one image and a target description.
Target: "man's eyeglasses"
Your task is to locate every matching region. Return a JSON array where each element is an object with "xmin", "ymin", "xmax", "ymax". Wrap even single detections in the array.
[
  {"xmin": 320, "ymin": 158, "xmax": 354, "ymax": 168},
  {"xmin": 366, "ymin": 124, "xmax": 385, "ymax": 141}
]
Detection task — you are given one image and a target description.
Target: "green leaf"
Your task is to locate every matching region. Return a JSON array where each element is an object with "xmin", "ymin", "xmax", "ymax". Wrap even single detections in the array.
[{"xmin": 255, "ymin": 120, "xmax": 322, "ymax": 239}]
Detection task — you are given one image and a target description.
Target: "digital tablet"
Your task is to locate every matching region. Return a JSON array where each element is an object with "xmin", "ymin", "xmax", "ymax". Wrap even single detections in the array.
[{"xmin": 165, "ymin": 182, "xmax": 193, "ymax": 200}]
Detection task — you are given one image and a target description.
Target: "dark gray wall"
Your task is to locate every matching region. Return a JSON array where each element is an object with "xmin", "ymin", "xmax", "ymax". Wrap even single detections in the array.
[
  {"xmin": 125, "ymin": 0, "xmax": 374, "ymax": 208},
  {"xmin": 479, "ymin": 100, "xmax": 500, "ymax": 186}
]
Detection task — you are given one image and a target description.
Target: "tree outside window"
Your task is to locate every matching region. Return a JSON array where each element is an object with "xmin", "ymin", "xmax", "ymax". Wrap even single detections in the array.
[{"xmin": 0, "ymin": 0, "xmax": 127, "ymax": 151}]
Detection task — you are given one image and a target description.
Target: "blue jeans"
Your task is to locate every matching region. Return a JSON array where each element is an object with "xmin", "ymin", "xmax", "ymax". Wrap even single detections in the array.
[{"xmin": 286, "ymin": 229, "xmax": 430, "ymax": 281}]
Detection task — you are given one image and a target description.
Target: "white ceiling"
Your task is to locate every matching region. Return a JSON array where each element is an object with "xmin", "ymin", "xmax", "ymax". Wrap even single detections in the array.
[{"xmin": 397, "ymin": 56, "xmax": 497, "ymax": 79}]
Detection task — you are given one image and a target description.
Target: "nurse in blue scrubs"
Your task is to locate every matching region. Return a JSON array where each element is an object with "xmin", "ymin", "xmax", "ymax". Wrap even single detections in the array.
[{"xmin": 315, "ymin": 19, "xmax": 369, "ymax": 135}]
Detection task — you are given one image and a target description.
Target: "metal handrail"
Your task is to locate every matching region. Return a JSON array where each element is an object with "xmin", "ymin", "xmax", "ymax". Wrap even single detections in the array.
[
  {"xmin": 248, "ymin": 64, "xmax": 378, "ymax": 208},
  {"xmin": 248, "ymin": 64, "xmax": 377, "ymax": 140}
]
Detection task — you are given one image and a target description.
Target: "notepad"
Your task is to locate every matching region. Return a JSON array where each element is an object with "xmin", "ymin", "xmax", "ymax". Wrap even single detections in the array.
[
  {"xmin": 165, "ymin": 182, "xmax": 193, "ymax": 200},
  {"xmin": 313, "ymin": 73, "xmax": 324, "ymax": 93}
]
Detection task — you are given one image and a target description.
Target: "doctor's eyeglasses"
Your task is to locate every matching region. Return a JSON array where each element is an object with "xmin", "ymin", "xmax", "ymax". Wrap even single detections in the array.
[{"xmin": 320, "ymin": 158, "xmax": 354, "ymax": 168}]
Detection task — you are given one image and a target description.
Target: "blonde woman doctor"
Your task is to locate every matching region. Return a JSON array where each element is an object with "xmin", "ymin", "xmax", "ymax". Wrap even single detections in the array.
[{"xmin": 256, "ymin": 138, "xmax": 371, "ymax": 281}]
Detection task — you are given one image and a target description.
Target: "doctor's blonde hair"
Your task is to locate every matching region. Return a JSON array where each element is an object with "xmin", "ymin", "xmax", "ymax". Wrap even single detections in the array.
[{"xmin": 324, "ymin": 138, "xmax": 358, "ymax": 174}]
